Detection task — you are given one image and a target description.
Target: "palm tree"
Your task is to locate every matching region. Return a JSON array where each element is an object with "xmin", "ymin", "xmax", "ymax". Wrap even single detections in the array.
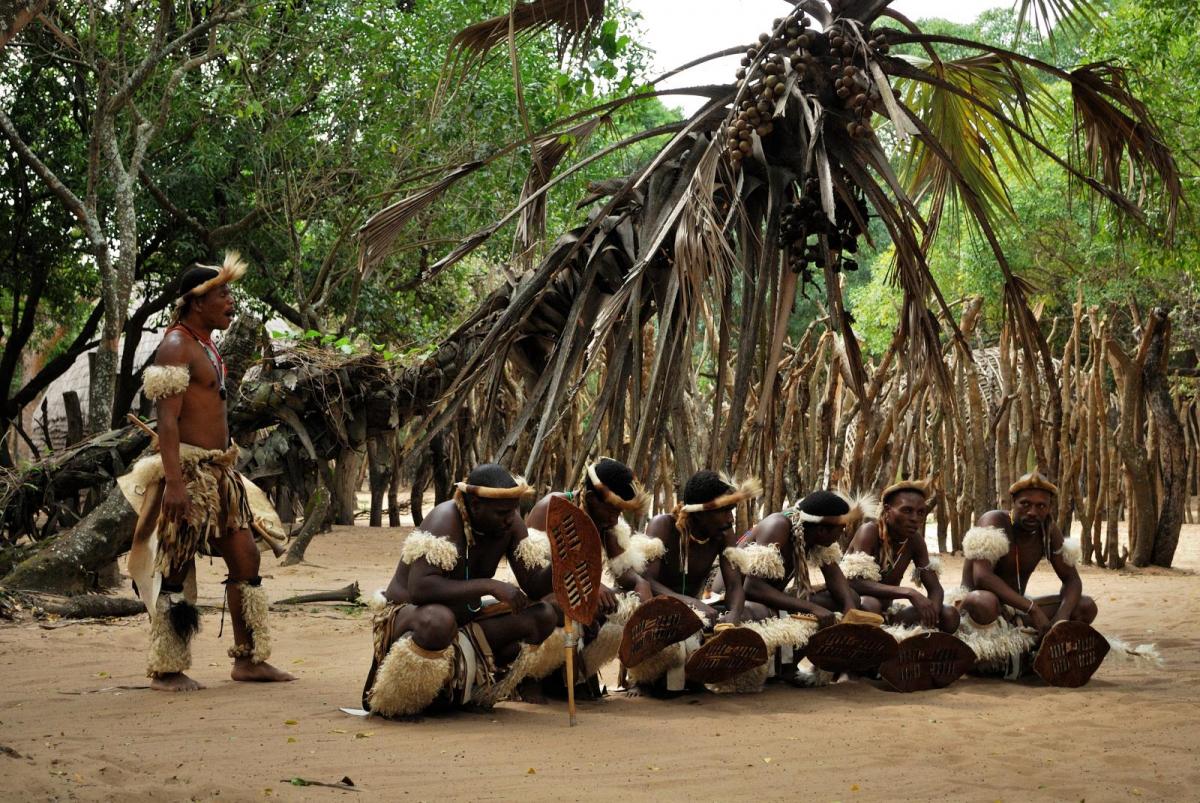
[{"xmin": 359, "ymin": 0, "xmax": 1181, "ymax": 500}]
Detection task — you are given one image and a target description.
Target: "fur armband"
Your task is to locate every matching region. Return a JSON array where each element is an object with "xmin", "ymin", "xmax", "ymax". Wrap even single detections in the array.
[
  {"xmin": 400, "ymin": 530, "xmax": 460, "ymax": 572},
  {"xmin": 909, "ymin": 556, "xmax": 942, "ymax": 584},
  {"xmin": 1055, "ymin": 537, "xmax": 1082, "ymax": 568},
  {"xmin": 809, "ymin": 543, "xmax": 843, "ymax": 567},
  {"xmin": 514, "ymin": 529, "xmax": 552, "ymax": 571},
  {"xmin": 963, "ymin": 526, "xmax": 1010, "ymax": 564},
  {"xmin": 607, "ymin": 519, "xmax": 665, "ymax": 578},
  {"xmin": 142, "ymin": 364, "xmax": 190, "ymax": 401},
  {"xmin": 722, "ymin": 543, "xmax": 785, "ymax": 580},
  {"xmin": 840, "ymin": 551, "xmax": 882, "ymax": 581}
]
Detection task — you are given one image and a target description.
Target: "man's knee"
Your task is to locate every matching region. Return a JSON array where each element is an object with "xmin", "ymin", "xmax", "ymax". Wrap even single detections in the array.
[
  {"xmin": 1075, "ymin": 595, "xmax": 1098, "ymax": 624},
  {"xmin": 939, "ymin": 604, "xmax": 960, "ymax": 633},
  {"xmin": 962, "ymin": 590, "xmax": 999, "ymax": 624},
  {"xmin": 217, "ymin": 529, "xmax": 260, "ymax": 579},
  {"xmin": 526, "ymin": 601, "xmax": 557, "ymax": 642},
  {"xmin": 411, "ymin": 605, "xmax": 457, "ymax": 650},
  {"xmin": 858, "ymin": 595, "xmax": 883, "ymax": 614}
]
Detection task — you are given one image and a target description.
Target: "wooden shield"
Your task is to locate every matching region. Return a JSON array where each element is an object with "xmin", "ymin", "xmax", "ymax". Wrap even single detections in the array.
[
  {"xmin": 879, "ymin": 632, "xmax": 976, "ymax": 693},
  {"xmin": 1034, "ymin": 621, "xmax": 1110, "ymax": 688},
  {"xmin": 619, "ymin": 596, "xmax": 704, "ymax": 668},
  {"xmin": 546, "ymin": 496, "xmax": 605, "ymax": 627},
  {"xmin": 805, "ymin": 622, "xmax": 899, "ymax": 674},
  {"xmin": 685, "ymin": 627, "xmax": 769, "ymax": 684}
]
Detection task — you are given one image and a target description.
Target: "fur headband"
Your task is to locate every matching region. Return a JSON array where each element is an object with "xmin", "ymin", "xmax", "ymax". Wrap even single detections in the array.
[
  {"xmin": 454, "ymin": 477, "xmax": 534, "ymax": 499},
  {"xmin": 180, "ymin": 251, "xmax": 248, "ymax": 300},
  {"xmin": 794, "ymin": 491, "xmax": 879, "ymax": 526},
  {"xmin": 680, "ymin": 476, "xmax": 762, "ymax": 514}
]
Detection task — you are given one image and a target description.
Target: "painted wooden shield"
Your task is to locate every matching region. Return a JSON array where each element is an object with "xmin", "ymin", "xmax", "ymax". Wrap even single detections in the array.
[
  {"xmin": 805, "ymin": 622, "xmax": 899, "ymax": 674},
  {"xmin": 619, "ymin": 596, "xmax": 704, "ymax": 668},
  {"xmin": 685, "ymin": 627, "xmax": 769, "ymax": 684},
  {"xmin": 1034, "ymin": 620, "xmax": 1110, "ymax": 688},
  {"xmin": 879, "ymin": 632, "xmax": 976, "ymax": 693},
  {"xmin": 546, "ymin": 496, "xmax": 605, "ymax": 627}
]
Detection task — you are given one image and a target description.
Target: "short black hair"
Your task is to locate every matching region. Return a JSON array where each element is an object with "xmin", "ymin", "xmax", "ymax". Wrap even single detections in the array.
[
  {"xmin": 466, "ymin": 463, "xmax": 517, "ymax": 488},
  {"xmin": 682, "ymin": 470, "xmax": 734, "ymax": 506},
  {"xmin": 588, "ymin": 458, "xmax": 636, "ymax": 501},
  {"xmin": 797, "ymin": 490, "xmax": 849, "ymax": 517}
]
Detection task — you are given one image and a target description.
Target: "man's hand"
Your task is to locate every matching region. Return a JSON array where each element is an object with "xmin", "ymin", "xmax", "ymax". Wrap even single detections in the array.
[
  {"xmin": 634, "ymin": 579, "xmax": 654, "ymax": 604},
  {"xmin": 910, "ymin": 592, "xmax": 940, "ymax": 628},
  {"xmin": 491, "ymin": 581, "xmax": 529, "ymax": 612},
  {"xmin": 162, "ymin": 478, "xmax": 190, "ymax": 522},
  {"xmin": 812, "ymin": 608, "xmax": 837, "ymax": 629},
  {"xmin": 598, "ymin": 585, "xmax": 619, "ymax": 615},
  {"xmin": 1026, "ymin": 602, "xmax": 1051, "ymax": 634},
  {"xmin": 689, "ymin": 599, "xmax": 719, "ymax": 624}
]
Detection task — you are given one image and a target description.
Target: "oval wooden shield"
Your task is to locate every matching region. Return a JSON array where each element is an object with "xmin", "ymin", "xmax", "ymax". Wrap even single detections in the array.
[
  {"xmin": 1033, "ymin": 620, "xmax": 1110, "ymax": 688},
  {"xmin": 546, "ymin": 496, "xmax": 605, "ymax": 627},
  {"xmin": 685, "ymin": 627, "xmax": 769, "ymax": 684},
  {"xmin": 619, "ymin": 596, "xmax": 704, "ymax": 668},
  {"xmin": 805, "ymin": 622, "xmax": 899, "ymax": 674},
  {"xmin": 879, "ymin": 632, "xmax": 976, "ymax": 693}
]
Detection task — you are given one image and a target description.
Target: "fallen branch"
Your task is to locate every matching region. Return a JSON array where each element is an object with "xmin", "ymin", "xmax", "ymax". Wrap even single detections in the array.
[
  {"xmin": 274, "ymin": 582, "xmax": 362, "ymax": 606},
  {"xmin": 281, "ymin": 486, "xmax": 332, "ymax": 567}
]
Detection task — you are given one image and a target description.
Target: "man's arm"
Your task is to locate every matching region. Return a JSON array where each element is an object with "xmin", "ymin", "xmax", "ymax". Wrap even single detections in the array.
[
  {"xmin": 820, "ymin": 562, "xmax": 862, "ymax": 614},
  {"xmin": 151, "ymin": 334, "xmax": 191, "ymax": 522},
  {"xmin": 843, "ymin": 521, "xmax": 920, "ymax": 604},
  {"xmin": 1046, "ymin": 524, "xmax": 1083, "ymax": 624},
  {"xmin": 639, "ymin": 515, "xmax": 714, "ymax": 614},
  {"xmin": 507, "ymin": 519, "xmax": 552, "ymax": 597},
  {"xmin": 741, "ymin": 517, "xmax": 835, "ymax": 624},
  {"xmin": 717, "ymin": 527, "xmax": 746, "ymax": 623},
  {"xmin": 408, "ymin": 507, "xmax": 526, "ymax": 610},
  {"xmin": 909, "ymin": 538, "xmax": 944, "ymax": 607}
]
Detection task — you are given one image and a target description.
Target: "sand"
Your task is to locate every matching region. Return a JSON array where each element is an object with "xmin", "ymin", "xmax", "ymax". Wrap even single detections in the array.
[{"xmin": 1, "ymin": 519, "xmax": 1197, "ymax": 802}]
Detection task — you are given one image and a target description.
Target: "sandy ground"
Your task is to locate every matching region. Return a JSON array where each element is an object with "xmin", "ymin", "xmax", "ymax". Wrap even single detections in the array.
[{"xmin": 1, "ymin": 516, "xmax": 1198, "ymax": 803}]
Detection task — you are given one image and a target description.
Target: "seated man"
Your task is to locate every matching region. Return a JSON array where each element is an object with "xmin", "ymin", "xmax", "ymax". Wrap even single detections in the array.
[
  {"xmin": 956, "ymin": 472, "xmax": 1095, "ymax": 679},
  {"xmin": 361, "ymin": 464, "xmax": 558, "ymax": 718},
  {"xmin": 520, "ymin": 457, "xmax": 651, "ymax": 690},
  {"xmin": 841, "ymin": 480, "xmax": 958, "ymax": 633},
  {"xmin": 739, "ymin": 490, "xmax": 868, "ymax": 625},
  {"xmin": 623, "ymin": 470, "xmax": 758, "ymax": 695}
]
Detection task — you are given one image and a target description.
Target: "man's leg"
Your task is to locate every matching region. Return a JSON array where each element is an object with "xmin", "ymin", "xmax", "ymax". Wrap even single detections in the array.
[
  {"xmin": 212, "ymin": 527, "xmax": 294, "ymax": 683},
  {"xmin": 475, "ymin": 601, "xmax": 557, "ymax": 667},
  {"xmin": 890, "ymin": 601, "xmax": 960, "ymax": 633},
  {"xmin": 365, "ymin": 603, "xmax": 458, "ymax": 716},
  {"xmin": 960, "ymin": 590, "xmax": 1001, "ymax": 626},
  {"xmin": 149, "ymin": 559, "xmax": 204, "ymax": 692},
  {"xmin": 1034, "ymin": 594, "xmax": 1098, "ymax": 624}
]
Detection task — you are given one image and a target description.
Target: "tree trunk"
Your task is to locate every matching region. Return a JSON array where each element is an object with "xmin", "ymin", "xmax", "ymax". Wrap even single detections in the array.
[
  {"xmin": 281, "ymin": 486, "xmax": 331, "ymax": 566},
  {"xmin": 2, "ymin": 487, "xmax": 137, "ymax": 593},
  {"xmin": 1143, "ymin": 309, "xmax": 1186, "ymax": 567},
  {"xmin": 366, "ymin": 434, "xmax": 394, "ymax": 528},
  {"xmin": 332, "ymin": 447, "xmax": 364, "ymax": 526}
]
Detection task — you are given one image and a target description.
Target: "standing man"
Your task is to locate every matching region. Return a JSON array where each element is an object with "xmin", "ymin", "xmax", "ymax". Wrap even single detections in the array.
[
  {"xmin": 841, "ymin": 480, "xmax": 958, "ymax": 633},
  {"xmin": 120, "ymin": 253, "xmax": 294, "ymax": 691},
  {"xmin": 361, "ymin": 464, "xmax": 558, "ymax": 717}
]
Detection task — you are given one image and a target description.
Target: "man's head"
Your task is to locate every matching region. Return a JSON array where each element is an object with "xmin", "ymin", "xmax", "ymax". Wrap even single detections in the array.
[
  {"xmin": 583, "ymin": 457, "xmax": 641, "ymax": 530},
  {"xmin": 173, "ymin": 252, "xmax": 246, "ymax": 330},
  {"xmin": 796, "ymin": 490, "xmax": 851, "ymax": 547},
  {"xmin": 680, "ymin": 470, "xmax": 745, "ymax": 541},
  {"xmin": 882, "ymin": 487, "xmax": 931, "ymax": 540},
  {"xmin": 460, "ymin": 463, "xmax": 526, "ymax": 538},
  {"xmin": 1009, "ymin": 472, "xmax": 1057, "ymax": 531}
]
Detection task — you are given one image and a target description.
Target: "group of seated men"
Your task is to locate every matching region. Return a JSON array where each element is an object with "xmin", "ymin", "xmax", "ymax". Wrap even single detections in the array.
[{"xmin": 362, "ymin": 458, "xmax": 1099, "ymax": 717}]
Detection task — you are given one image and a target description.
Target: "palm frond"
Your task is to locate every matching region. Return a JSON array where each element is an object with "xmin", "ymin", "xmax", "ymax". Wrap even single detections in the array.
[{"xmin": 1012, "ymin": 0, "xmax": 1102, "ymax": 40}]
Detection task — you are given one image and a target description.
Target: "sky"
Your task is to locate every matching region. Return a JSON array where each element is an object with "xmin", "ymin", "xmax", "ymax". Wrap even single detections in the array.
[{"xmin": 627, "ymin": 0, "xmax": 1009, "ymax": 113}]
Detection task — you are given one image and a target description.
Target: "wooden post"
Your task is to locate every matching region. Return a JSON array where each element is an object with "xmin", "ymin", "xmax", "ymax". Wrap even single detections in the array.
[{"xmin": 564, "ymin": 618, "xmax": 578, "ymax": 727}]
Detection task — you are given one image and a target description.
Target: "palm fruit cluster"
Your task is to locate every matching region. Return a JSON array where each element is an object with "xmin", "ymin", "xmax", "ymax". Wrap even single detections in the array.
[
  {"xmin": 777, "ymin": 179, "xmax": 870, "ymax": 286},
  {"xmin": 724, "ymin": 3, "xmax": 895, "ymax": 164}
]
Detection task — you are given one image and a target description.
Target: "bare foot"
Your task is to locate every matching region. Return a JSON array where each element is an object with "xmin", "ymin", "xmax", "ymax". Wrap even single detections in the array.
[
  {"xmin": 231, "ymin": 660, "xmax": 295, "ymax": 683},
  {"xmin": 621, "ymin": 684, "xmax": 650, "ymax": 698},
  {"xmin": 513, "ymin": 679, "xmax": 549, "ymax": 705},
  {"xmin": 151, "ymin": 672, "xmax": 205, "ymax": 692}
]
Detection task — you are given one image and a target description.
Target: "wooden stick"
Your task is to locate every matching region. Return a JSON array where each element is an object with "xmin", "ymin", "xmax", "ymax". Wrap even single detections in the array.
[{"xmin": 564, "ymin": 617, "xmax": 578, "ymax": 727}]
